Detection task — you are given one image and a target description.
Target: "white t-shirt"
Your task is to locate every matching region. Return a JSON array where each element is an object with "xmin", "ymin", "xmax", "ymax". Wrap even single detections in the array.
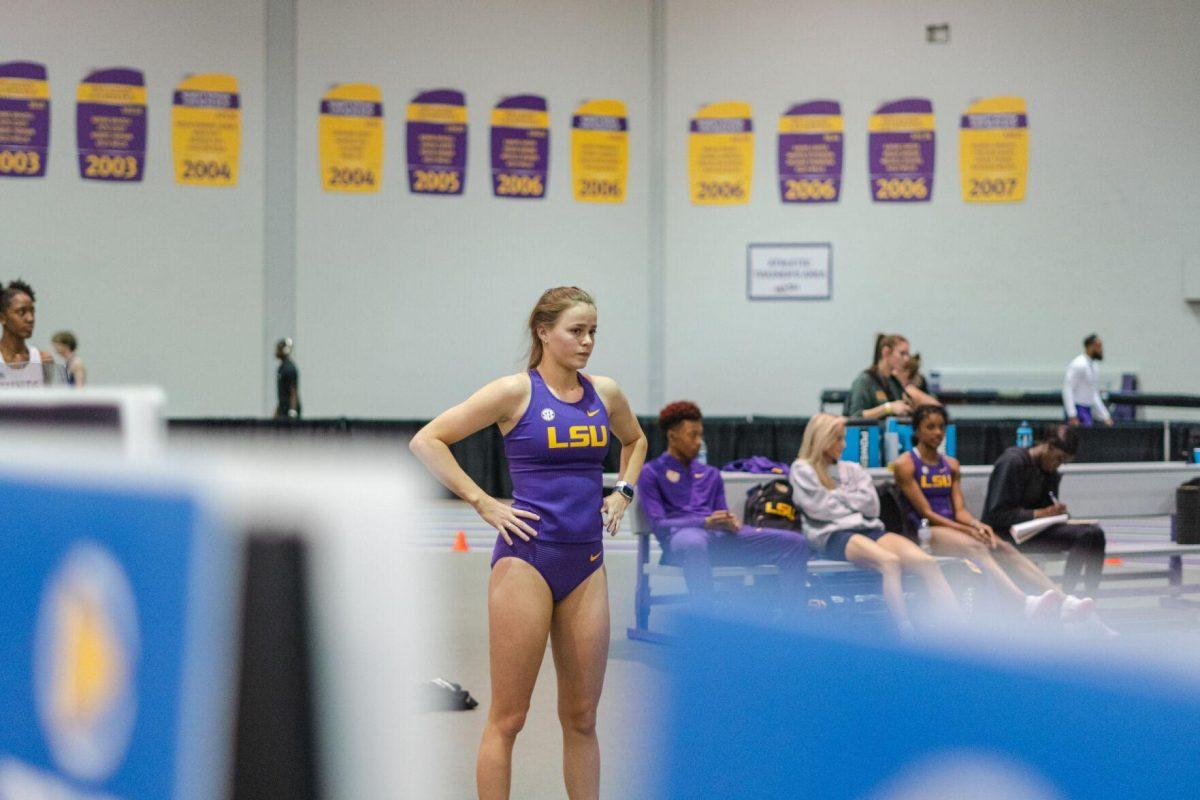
[
  {"xmin": 1062, "ymin": 353, "xmax": 1110, "ymax": 421},
  {"xmin": 0, "ymin": 344, "xmax": 45, "ymax": 388}
]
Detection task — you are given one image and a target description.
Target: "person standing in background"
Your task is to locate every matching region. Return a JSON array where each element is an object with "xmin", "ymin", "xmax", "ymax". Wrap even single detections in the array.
[
  {"xmin": 1063, "ymin": 334, "xmax": 1112, "ymax": 427},
  {"xmin": 274, "ymin": 337, "xmax": 301, "ymax": 419},
  {"xmin": 50, "ymin": 331, "xmax": 86, "ymax": 387},
  {"xmin": 0, "ymin": 279, "xmax": 53, "ymax": 388}
]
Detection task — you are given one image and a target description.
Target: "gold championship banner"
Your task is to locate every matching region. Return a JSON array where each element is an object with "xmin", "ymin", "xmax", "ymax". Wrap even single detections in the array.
[
  {"xmin": 172, "ymin": 74, "xmax": 240, "ymax": 186},
  {"xmin": 688, "ymin": 101, "xmax": 753, "ymax": 206},
  {"xmin": 571, "ymin": 99, "xmax": 628, "ymax": 203},
  {"xmin": 960, "ymin": 96, "xmax": 1028, "ymax": 203},
  {"xmin": 319, "ymin": 83, "xmax": 383, "ymax": 193}
]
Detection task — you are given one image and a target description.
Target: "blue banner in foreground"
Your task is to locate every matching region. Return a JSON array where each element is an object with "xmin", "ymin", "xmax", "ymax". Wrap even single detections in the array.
[
  {"xmin": 0, "ymin": 473, "xmax": 237, "ymax": 800},
  {"xmin": 663, "ymin": 612, "xmax": 1200, "ymax": 799}
]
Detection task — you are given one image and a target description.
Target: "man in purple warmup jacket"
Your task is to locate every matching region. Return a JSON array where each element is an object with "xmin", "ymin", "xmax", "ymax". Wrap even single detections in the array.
[{"xmin": 637, "ymin": 401, "xmax": 811, "ymax": 601}]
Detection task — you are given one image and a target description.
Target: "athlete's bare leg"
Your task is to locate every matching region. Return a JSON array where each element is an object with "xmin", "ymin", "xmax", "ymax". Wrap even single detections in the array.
[
  {"xmin": 844, "ymin": 535, "xmax": 909, "ymax": 630},
  {"xmin": 550, "ymin": 565, "xmax": 610, "ymax": 800},
  {"xmin": 929, "ymin": 526, "xmax": 1026, "ymax": 604},
  {"xmin": 478, "ymin": 557, "xmax": 554, "ymax": 800},
  {"xmin": 877, "ymin": 533, "xmax": 963, "ymax": 623}
]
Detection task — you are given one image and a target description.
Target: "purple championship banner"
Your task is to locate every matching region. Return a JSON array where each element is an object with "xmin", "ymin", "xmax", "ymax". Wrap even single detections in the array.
[
  {"xmin": 777, "ymin": 100, "xmax": 843, "ymax": 203},
  {"xmin": 76, "ymin": 68, "xmax": 147, "ymax": 182},
  {"xmin": 406, "ymin": 89, "xmax": 467, "ymax": 195},
  {"xmin": 490, "ymin": 94, "xmax": 549, "ymax": 199},
  {"xmin": 0, "ymin": 61, "xmax": 50, "ymax": 178},
  {"xmin": 868, "ymin": 97, "xmax": 934, "ymax": 202}
]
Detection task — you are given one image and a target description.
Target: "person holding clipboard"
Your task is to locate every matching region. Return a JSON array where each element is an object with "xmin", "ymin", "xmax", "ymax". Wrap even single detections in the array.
[{"xmin": 982, "ymin": 425, "xmax": 1107, "ymax": 598}]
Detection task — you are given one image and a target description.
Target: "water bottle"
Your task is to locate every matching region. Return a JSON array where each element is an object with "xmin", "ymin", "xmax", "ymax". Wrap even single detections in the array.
[
  {"xmin": 697, "ymin": 439, "xmax": 708, "ymax": 465},
  {"xmin": 929, "ymin": 369, "xmax": 941, "ymax": 394},
  {"xmin": 1016, "ymin": 420, "xmax": 1033, "ymax": 449},
  {"xmin": 883, "ymin": 432, "xmax": 901, "ymax": 465},
  {"xmin": 918, "ymin": 518, "xmax": 932, "ymax": 553}
]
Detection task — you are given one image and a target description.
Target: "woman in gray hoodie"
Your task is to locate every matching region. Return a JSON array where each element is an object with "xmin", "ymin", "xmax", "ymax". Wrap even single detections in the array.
[{"xmin": 790, "ymin": 413, "xmax": 961, "ymax": 632}]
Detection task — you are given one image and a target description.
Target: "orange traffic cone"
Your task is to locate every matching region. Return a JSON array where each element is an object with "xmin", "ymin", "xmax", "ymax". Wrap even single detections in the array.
[{"xmin": 452, "ymin": 531, "xmax": 470, "ymax": 552}]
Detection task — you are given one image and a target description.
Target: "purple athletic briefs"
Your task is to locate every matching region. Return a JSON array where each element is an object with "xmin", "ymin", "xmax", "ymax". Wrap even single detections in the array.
[
  {"xmin": 491, "ymin": 537, "xmax": 604, "ymax": 602},
  {"xmin": 906, "ymin": 449, "xmax": 954, "ymax": 531},
  {"xmin": 493, "ymin": 370, "xmax": 610, "ymax": 601}
]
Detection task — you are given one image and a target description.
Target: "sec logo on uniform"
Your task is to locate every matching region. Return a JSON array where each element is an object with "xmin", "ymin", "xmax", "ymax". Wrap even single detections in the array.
[{"xmin": 33, "ymin": 542, "xmax": 141, "ymax": 784}]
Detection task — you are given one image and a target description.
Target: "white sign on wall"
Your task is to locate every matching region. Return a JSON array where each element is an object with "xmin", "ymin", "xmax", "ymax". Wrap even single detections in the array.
[{"xmin": 746, "ymin": 243, "xmax": 832, "ymax": 301}]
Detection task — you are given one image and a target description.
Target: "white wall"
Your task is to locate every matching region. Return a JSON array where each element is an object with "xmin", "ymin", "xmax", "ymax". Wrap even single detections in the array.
[
  {"xmin": 294, "ymin": 0, "xmax": 653, "ymax": 418},
  {"xmin": 5, "ymin": 0, "xmax": 268, "ymax": 416},
  {"xmin": 8, "ymin": 0, "xmax": 1200, "ymax": 419},
  {"xmin": 662, "ymin": 0, "xmax": 1200, "ymax": 416}
]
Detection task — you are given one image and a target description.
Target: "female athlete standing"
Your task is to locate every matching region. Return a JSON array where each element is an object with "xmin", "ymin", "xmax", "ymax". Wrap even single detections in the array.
[{"xmin": 410, "ymin": 286, "xmax": 647, "ymax": 799}]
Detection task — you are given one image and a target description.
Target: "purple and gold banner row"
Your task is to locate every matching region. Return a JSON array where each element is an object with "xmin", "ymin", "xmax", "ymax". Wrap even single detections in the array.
[
  {"xmin": 0, "ymin": 63, "xmax": 1029, "ymax": 206},
  {"xmin": 686, "ymin": 96, "xmax": 1029, "ymax": 206}
]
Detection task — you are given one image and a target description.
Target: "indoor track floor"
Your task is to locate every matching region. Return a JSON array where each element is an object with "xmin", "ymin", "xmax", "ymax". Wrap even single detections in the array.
[{"xmin": 405, "ymin": 502, "xmax": 1200, "ymax": 798}]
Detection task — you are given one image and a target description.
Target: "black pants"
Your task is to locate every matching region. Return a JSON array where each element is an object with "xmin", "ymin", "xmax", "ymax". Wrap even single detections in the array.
[{"xmin": 1005, "ymin": 522, "xmax": 1106, "ymax": 595}]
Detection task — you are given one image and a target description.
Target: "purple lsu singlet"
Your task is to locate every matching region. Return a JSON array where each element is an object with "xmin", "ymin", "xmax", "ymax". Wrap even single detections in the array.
[
  {"xmin": 503, "ymin": 370, "xmax": 610, "ymax": 544},
  {"xmin": 906, "ymin": 448, "xmax": 954, "ymax": 531}
]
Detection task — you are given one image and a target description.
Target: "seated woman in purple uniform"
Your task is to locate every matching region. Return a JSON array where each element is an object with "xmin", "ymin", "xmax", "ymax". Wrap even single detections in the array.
[
  {"xmin": 637, "ymin": 401, "xmax": 811, "ymax": 602},
  {"xmin": 893, "ymin": 405, "xmax": 1071, "ymax": 622},
  {"xmin": 791, "ymin": 413, "xmax": 963, "ymax": 633}
]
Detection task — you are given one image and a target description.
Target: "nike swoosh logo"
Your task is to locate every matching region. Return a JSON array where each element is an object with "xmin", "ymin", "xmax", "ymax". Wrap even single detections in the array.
[
  {"xmin": 589, "ymin": 552, "xmax": 601, "ymax": 562},
  {"xmin": 587, "ymin": 409, "xmax": 601, "ymax": 417}
]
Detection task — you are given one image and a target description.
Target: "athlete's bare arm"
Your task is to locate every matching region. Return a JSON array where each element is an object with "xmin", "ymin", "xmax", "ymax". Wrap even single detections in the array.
[
  {"xmin": 589, "ymin": 374, "xmax": 648, "ymax": 534},
  {"xmin": 410, "ymin": 373, "xmax": 540, "ymax": 544}
]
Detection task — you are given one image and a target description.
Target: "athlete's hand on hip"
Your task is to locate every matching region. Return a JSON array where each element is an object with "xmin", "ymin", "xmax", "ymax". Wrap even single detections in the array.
[
  {"xmin": 601, "ymin": 492, "xmax": 631, "ymax": 536},
  {"xmin": 474, "ymin": 496, "xmax": 539, "ymax": 545}
]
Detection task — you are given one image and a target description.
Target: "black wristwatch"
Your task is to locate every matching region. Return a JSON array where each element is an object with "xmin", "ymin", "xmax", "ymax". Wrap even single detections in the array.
[{"xmin": 614, "ymin": 481, "xmax": 635, "ymax": 502}]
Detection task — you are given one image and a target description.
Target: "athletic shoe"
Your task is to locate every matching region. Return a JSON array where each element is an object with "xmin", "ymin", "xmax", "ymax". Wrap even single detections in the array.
[
  {"xmin": 1023, "ymin": 590, "xmax": 1063, "ymax": 622},
  {"xmin": 1060, "ymin": 594, "xmax": 1096, "ymax": 623}
]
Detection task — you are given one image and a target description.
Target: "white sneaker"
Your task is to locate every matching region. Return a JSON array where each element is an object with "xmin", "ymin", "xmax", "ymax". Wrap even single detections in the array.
[
  {"xmin": 1024, "ymin": 590, "xmax": 1063, "ymax": 622},
  {"xmin": 1060, "ymin": 594, "xmax": 1096, "ymax": 623}
]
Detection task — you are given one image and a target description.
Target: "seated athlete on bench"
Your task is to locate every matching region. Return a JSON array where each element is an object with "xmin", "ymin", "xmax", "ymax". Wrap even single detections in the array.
[
  {"xmin": 791, "ymin": 413, "xmax": 963, "ymax": 633},
  {"xmin": 637, "ymin": 401, "xmax": 811, "ymax": 604},
  {"xmin": 894, "ymin": 405, "xmax": 1097, "ymax": 625}
]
